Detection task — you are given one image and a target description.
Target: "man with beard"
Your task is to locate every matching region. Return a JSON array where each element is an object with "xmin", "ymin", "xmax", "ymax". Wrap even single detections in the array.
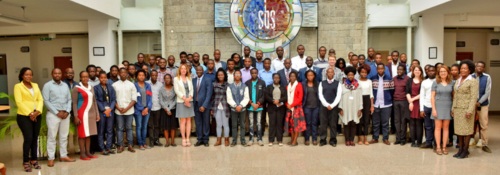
[
  {"xmin": 127, "ymin": 64, "xmax": 137, "ymax": 83},
  {"xmin": 366, "ymin": 48, "xmax": 376, "ymax": 66},
  {"xmin": 299, "ymin": 56, "xmax": 322, "ymax": 82},
  {"xmin": 157, "ymin": 58, "xmax": 173, "ymax": 84},
  {"xmin": 187, "ymin": 53, "xmax": 194, "ymax": 63},
  {"xmin": 134, "ymin": 53, "xmax": 150, "ymax": 71},
  {"xmin": 87, "ymin": 65, "xmax": 100, "ymax": 86},
  {"xmin": 148, "ymin": 55, "xmax": 160, "ymax": 71},
  {"xmin": 174, "ymin": 51, "xmax": 189, "ymax": 68},
  {"xmin": 108, "ymin": 65, "xmax": 120, "ymax": 84},
  {"xmin": 254, "ymin": 50, "xmax": 265, "ymax": 72},
  {"xmin": 202, "ymin": 54, "xmax": 210, "ymax": 67},
  {"xmin": 213, "ymin": 49, "xmax": 227, "ymax": 71},
  {"xmin": 400, "ymin": 53, "xmax": 410, "ymax": 74},
  {"xmin": 291, "ymin": 45, "xmax": 307, "ymax": 71},
  {"xmin": 191, "ymin": 52, "xmax": 207, "ymax": 73},
  {"xmin": 43, "ymin": 68, "xmax": 76, "ymax": 167},
  {"xmin": 166, "ymin": 55, "xmax": 177, "ymax": 77}
]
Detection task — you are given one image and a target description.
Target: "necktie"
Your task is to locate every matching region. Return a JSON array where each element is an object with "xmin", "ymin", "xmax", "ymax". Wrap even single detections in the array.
[
  {"xmin": 197, "ymin": 78, "xmax": 201, "ymax": 101},
  {"xmin": 328, "ymin": 80, "xmax": 332, "ymax": 84},
  {"xmin": 286, "ymin": 70, "xmax": 289, "ymax": 83}
]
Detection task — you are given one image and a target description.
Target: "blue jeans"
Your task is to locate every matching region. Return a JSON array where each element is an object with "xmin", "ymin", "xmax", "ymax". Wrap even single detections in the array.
[
  {"xmin": 249, "ymin": 111, "xmax": 262, "ymax": 141},
  {"xmin": 134, "ymin": 112, "xmax": 150, "ymax": 146},
  {"xmin": 372, "ymin": 107, "xmax": 391, "ymax": 141},
  {"xmin": 304, "ymin": 107, "xmax": 319, "ymax": 141},
  {"xmin": 424, "ymin": 106, "xmax": 435, "ymax": 146},
  {"xmin": 116, "ymin": 114, "xmax": 134, "ymax": 146}
]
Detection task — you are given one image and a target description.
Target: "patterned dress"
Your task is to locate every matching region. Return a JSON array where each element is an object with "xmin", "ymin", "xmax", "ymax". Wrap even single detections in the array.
[
  {"xmin": 285, "ymin": 82, "xmax": 307, "ymax": 133},
  {"xmin": 452, "ymin": 76, "xmax": 479, "ymax": 135},
  {"xmin": 72, "ymin": 83, "xmax": 99, "ymax": 138}
]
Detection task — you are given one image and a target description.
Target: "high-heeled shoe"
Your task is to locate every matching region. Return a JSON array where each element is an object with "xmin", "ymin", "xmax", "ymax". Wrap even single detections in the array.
[
  {"xmin": 23, "ymin": 162, "xmax": 32, "ymax": 172},
  {"xmin": 453, "ymin": 148, "xmax": 463, "ymax": 158},
  {"xmin": 30, "ymin": 161, "xmax": 41, "ymax": 169}
]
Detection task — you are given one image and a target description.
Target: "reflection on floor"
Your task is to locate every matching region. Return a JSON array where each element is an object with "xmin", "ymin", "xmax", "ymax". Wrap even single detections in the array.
[{"xmin": 1, "ymin": 115, "xmax": 499, "ymax": 175}]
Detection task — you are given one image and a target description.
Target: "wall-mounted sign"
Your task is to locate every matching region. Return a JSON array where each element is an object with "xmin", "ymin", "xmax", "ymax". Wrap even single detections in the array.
[{"xmin": 40, "ymin": 38, "xmax": 52, "ymax": 41}]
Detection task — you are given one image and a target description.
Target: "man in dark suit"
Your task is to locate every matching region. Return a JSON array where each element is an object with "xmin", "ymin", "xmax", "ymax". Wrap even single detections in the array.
[
  {"xmin": 94, "ymin": 74, "xmax": 117, "ymax": 155},
  {"xmin": 385, "ymin": 51, "xmax": 406, "ymax": 135},
  {"xmin": 298, "ymin": 56, "xmax": 322, "ymax": 82},
  {"xmin": 277, "ymin": 58, "xmax": 298, "ymax": 87},
  {"xmin": 193, "ymin": 66, "xmax": 213, "ymax": 147},
  {"xmin": 214, "ymin": 49, "xmax": 227, "ymax": 71},
  {"xmin": 243, "ymin": 46, "xmax": 257, "ymax": 68}
]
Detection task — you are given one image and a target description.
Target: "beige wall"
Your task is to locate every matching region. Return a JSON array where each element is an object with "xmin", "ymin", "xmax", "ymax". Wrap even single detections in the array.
[
  {"xmin": 487, "ymin": 32, "xmax": 500, "ymax": 111},
  {"xmin": 163, "ymin": 0, "xmax": 366, "ymax": 62},
  {"xmin": 368, "ymin": 28, "xmax": 409, "ymax": 57},
  {"xmin": 71, "ymin": 38, "xmax": 90, "ymax": 82},
  {"xmin": 443, "ymin": 31, "xmax": 457, "ymax": 66},
  {"xmin": 0, "ymin": 40, "xmax": 31, "ymax": 96},
  {"xmin": 30, "ymin": 38, "xmax": 73, "ymax": 86},
  {"xmin": 123, "ymin": 33, "xmax": 162, "ymax": 63}
]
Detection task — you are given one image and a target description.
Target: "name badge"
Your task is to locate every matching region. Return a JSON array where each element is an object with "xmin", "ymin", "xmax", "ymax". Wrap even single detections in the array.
[
  {"xmin": 349, "ymin": 96, "xmax": 354, "ymax": 100},
  {"xmin": 137, "ymin": 92, "xmax": 141, "ymax": 96},
  {"xmin": 240, "ymin": 89, "xmax": 244, "ymax": 95}
]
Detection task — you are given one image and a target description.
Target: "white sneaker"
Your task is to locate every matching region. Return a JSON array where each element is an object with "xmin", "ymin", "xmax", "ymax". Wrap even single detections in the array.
[
  {"xmin": 269, "ymin": 142, "xmax": 273, "ymax": 146},
  {"xmin": 469, "ymin": 138, "xmax": 476, "ymax": 146},
  {"xmin": 246, "ymin": 141, "xmax": 254, "ymax": 146},
  {"xmin": 257, "ymin": 140, "xmax": 264, "ymax": 146},
  {"xmin": 279, "ymin": 142, "xmax": 283, "ymax": 146},
  {"xmin": 476, "ymin": 139, "xmax": 483, "ymax": 148}
]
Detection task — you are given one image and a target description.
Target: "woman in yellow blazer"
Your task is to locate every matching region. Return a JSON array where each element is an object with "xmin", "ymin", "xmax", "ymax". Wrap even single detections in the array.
[
  {"xmin": 173, "ymin": 64, "xmax": 194, "ymax": 146},
  {"xmin": 451, "ymin": 60, "xmax": 479, "ymax": 159},
  {"xmin": 13, "ymin": 67, "xmax": 44, "ymax": 172}
]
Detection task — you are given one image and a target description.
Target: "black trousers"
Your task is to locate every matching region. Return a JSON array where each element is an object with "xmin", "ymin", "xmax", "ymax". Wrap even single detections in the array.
[
  {"xmin": 319, "ymin": 106, "xmax": 339, "ymax": 144},
  {"xmin": 344, "ymin": 121, "xmax": 357, "ymax": 142},
  {"xmin": 268, "ymin": 104, "xmax": 286, "ymax": 142},
  {"xmin": 17, "ymin": 114, "xmax": 41, "ymax": 162},
  {"xmin": 357, "ymin": 95, "xmax": 371, "ymax": 136},
  {"xmin": 261, "ymin": 103, "xmax": 267, "ymax": 136},
  {"xmin": 148, "ymin": 110, "xmax": 161, "ymax": 141},
  {"xmin": 409, "ymin": 118, "xmax": 423, "ymax": 144},
  {"xmin": 394, "ymin": 101, "xmax": 410, "ymax": 142},
  {"xmin": 231, "ymin": 111, "xmax": 246, "ymax": 142}
]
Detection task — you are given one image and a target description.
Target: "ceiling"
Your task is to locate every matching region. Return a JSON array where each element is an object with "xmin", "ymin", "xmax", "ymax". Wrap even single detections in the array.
[
  {"xmin": 419, "ymin": 0, "xmax": 500, "ymax": 16},
  {"xmin": 0, "ymin": 0, "xmax": 116, "ymax": 25}
]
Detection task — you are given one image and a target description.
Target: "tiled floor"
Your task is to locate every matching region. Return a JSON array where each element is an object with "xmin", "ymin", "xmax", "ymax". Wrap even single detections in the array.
[{"xmin": 1, "ymin": 116, "xmax": 499, "ymax": 175}]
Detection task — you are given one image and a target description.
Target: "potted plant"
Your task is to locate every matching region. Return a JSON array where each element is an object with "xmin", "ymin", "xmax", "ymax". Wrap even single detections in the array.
[{"xmin": 0, "ymin": 92, "xmax": 76, "ymax": 160}]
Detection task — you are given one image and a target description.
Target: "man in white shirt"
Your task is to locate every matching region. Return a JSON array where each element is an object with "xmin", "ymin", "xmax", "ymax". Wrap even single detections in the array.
[
  {"xmin": 271, "ymin": 46, "xmax": 286, "ymax": 72},
  {"xmin": 291, "ymin": 45, "xmax": 307, "ymax": 71},
  {"xmin": 112, "ymin": 68, "xmax": 138, "ymax": 153},
  {"xmin": 318, "ymin": 68, "xmax": 342, "ymax": 147},
  {"xmin": 419, "ymin": 66, "xmax": 436, "ymax": 149},
  {"xmin": 147, "ymin": 71, "xmax": 163, "ymax": 147}
]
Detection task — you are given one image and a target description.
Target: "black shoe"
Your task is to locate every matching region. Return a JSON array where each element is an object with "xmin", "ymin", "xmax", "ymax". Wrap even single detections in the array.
[
  {"xmin": 101, "ymin": 151, "xmax": 110, "ymax": 156},
  {"xmin": 154, "ymin": 140, "xmax": 163, "ymax": 146},
  {"xmin": 394, "ymin": 140, "xmax": 401, "ymax": 145},
  {"xmin": 108, "ymin": 150, "xmax": 116, "ymax": 154},
  {"xmin": 194, "ymin": 141, "xmax": 204, "ymax": 147},
  {"xmin": 149, "ymin": 141, "xmax": 155, "ymax": 148},
  {"xmin": 457, "ymin": 150, "xmax": 469, "ymax": 159},
  {"xmin": 319, "ymin": 139, "xmax": 327, "ymax": 146},
  {"xmin": 241, "ymin": 142, "xmax": 247, "ymax": 146},
  {"xmin": 330, "ymin": 143, "xmax": 337, "ymax": 147},
  {"xmin": 420, "ymin": 144, "xmax": 433, "ymax": 149},
  {"xmin": 230, "ymin": 141, "xmax": 237, "ymax": 147},
  {"xmin": 400, "ymin": 142, "xmax": 406, "ymax": 146},
  {"xmin": 204, "ymin": 141, "xmax": 210, "ymax": 147},
  {"xmin": 411, "ymin": 143, "xmax": 416, "ymax": 147},
  {"xmin": 111, "ymin": 144, "xmax": 116, "ymax": 150}
]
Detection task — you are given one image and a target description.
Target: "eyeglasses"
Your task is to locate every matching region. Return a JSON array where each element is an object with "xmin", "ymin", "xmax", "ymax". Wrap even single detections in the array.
[{"xmin": 234, "ymin": 74, "xmax": 241, "ymax": 76}]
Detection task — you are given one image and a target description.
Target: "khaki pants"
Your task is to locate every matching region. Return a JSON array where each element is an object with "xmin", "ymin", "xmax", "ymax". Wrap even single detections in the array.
[{"xmin": 478, "ymin": 105, "xmax": 489, "ymax": 146}]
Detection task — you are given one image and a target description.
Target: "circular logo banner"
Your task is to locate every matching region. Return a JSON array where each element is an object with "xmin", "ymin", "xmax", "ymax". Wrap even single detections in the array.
[{"xmin": 230, "ymin": 0, "xmax": 302, "ymax": 53}]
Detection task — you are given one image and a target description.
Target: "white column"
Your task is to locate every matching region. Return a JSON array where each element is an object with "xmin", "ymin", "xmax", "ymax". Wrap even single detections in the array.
[
  {"xmin": 406, "ymin": 26, "xmax": 412, "ymax": 62},
  {"xmin": 118, "ymin": 27, "xmax": 123, "ymax": 65},
  {"xmin": 413, "ymin": 14, "xmax": 444, "ymax": 66},
  {"xmin": 161, "ymin": 21, "xmax": 166, "ymax": 58},
  {"xmin": 88, "ymin": 19, "xmax": 118, "ymax": 70}
]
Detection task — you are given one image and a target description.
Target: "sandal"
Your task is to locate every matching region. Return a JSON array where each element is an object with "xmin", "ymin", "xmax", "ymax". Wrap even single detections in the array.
[
  {"xmin": 287, "ymin": 142, "xmax": 292, "ymax": 146},
  {"xmin": 30, "ymin": 161, "xmax": 41, "ymax": 169},
  {"xmin": 23, "ymin": 162, "xmax": 32, "ymax": 172},
  {"xmin": 436, "ymin": 148, "xmax": 442, "ymax": 155},
  {"xmin": 181, "ymin": 140, "xmax": 187, "ymax": 147},
  {"xmin": 186, "ymin": 140, "xmax": 191, "ymax": 146},
  {"xmin": 443, "ymin": 147, "xmax": 449, "ymax": 155},
  {"xmin": 291, "ymin": 142, "xmax": 298, "ymax": 147},
  {"xmin": 364, "ymin": 141, "xmax": 370, "ymax": 145}
]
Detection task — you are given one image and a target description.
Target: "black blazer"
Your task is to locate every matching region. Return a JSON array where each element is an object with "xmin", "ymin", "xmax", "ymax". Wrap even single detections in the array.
[
  {"xmin": 277, "ymin": 68, "xmax": 298, "ymax": 87},
  {"xmin": 301, "ymin": 80, "xmax": 320, "ymax": 107},
  {"xmin": 405, "ymin": 78, "xmax": 421, "ymax": 96},
  {"xmin": 386, "ymin": 62, "xmax": 407, "ymax": 77},
  {"xmin": 265, "ymin": 84, "xmax": 287, "ymax": 105},
  {"xmin": 244, "ymin": 79, "xmax": 266, "ymax": 108}
]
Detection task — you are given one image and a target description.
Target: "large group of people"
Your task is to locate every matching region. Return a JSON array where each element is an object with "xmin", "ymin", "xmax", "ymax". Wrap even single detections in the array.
[{"xmin": 13, "ymin": 45, "xmax": 491, "ymax": 172}]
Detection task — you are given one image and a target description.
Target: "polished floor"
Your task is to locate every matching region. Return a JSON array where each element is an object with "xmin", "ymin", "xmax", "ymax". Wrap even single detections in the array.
[{"xmin": 1, "ymin": 116, "xmax": 500, "ymax": 175}]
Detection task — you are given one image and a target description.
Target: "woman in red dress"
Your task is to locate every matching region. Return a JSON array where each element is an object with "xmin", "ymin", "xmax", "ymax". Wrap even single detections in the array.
[
  {"xmin": 406, "ymin": 66, "xmax": 424, "ymax": 147},
  {"xmin": 285, "ymin": 71, "xmax": 306, "ymax": 146}
]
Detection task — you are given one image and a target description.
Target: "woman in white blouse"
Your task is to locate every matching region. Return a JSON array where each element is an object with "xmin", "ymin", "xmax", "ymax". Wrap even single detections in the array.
[
  {"xmin": 356, "ymin": 64, "xmax": 374, "ymax": 145},
  {"xmin": 173, "ymin": 64, "xmax": 195, "ymax": 147}
]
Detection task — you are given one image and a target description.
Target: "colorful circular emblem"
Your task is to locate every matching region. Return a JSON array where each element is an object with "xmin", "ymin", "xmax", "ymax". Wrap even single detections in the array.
[{"xmin": 230, "ymin": 0, "xmax": 302, "ymax": 52}]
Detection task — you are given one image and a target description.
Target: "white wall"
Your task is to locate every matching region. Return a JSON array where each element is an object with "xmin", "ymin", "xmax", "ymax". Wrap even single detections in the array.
[
  {"xmin": 88, "ymin": 20, "xmax": 118, "ymax": 70},
  {"xmin": 410, "ymin": 0, "xmax": 450, "ymax": 15},
  {"xmin": 71, "ymin": 38, "xmax": 90, "ymax": 82},
  {"xmin": 71, "ymin": 0, "xmax": 121, "ymax": 19},
  {"xmin": 414, "ymin": 14, "xmax": 444, "ymax": 66},
  {"xmin": 30, "ymin": 38, "xmax": 73, "ymax": 86},
  {"xmin": 443, "ymin": 31, "xmax": 456, "ymax": 66},
  {"xmin": 367, "ymin": 4, "xmax": 412, "ymax": 28},
  {"xmin": 368, "ymin": 28, "xmax": 409, "ymax": 55},
  {"xmin": 0, "ymin": 40, "xmax": 31, "ymax": 97},
  {"xmin": 487, "ymin": 33, "xmax": 500, "ymax": 111},
  {"xmin": 120, "ymin": 8, "xmax": 163, "ymax": 31},
  {"xmin": 122, "ymin": 33, "xmax": 161, "ymax": 63},
  {"xmin": 0, "ymin": 21, "xmax": 88, "ymax": 36}
]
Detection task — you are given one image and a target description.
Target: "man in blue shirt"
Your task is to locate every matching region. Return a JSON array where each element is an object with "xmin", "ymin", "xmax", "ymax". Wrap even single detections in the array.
[
  {"xmin": 191, "ymin": 52, "xmax": 207, "ymax": 73},
  {"xmin": 299, "ymin": 56, "xmax": 322, "ymax": 82},
  {"xmin": 367, "ymin": 53, "xmax": 390, "ymax": 79},
  {"xmin": 204, "ymin": 59, "xmax": 216, "ymax": 82},
  {"xmin": 43, "ymin": 68, "xmax": 76, "ymax": 166},
  {"xmin": 258, "ymin": 58, "xmax": 275, "ymax": 86},
  {"xmin": 254, "ymin": 50, "xmax": 265, "ymax": 72},
  {"xmin": 365, "ymin": 48, "xmax": 376, "ymax": 66}
]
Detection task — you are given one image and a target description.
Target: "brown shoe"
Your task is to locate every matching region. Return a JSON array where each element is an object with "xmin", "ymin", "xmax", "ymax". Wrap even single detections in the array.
[
  {"xmin": 224, "ymin": 137, "xmax": 230, "ymax": 146},
  {"xmin": 368, "ymin": 140, "xmax": 379, "ymax": 144},
  {"xmin": 127, "ymin": 145, "xmax": 135, "ymax": 153},
  {"xmin": 47, "ymin": 160, "xmax": 54, "ymax": 167},
  {"xmin": 117, "ymin": 146, "xmax": 124, "ymax": 153},
  {"xmin": 383, "ymin": 140, "xmax": 390, "ymax": 145},
  {"xmin": 214, "ymin": 137, "xmax": 222, "ymax": 146},
  {"xmin": 59, "ymin": 156, "xmax": 76, "ymax": 162}
]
